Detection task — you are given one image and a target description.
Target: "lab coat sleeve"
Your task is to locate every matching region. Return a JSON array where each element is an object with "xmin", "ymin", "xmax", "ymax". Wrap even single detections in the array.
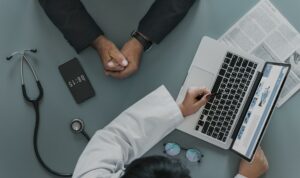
[
  {"xmin": 73, "ymin": 85, "xmax": 184, "ymax": 178},
  {"xmin": 234, "ymin": 174, "xmax": 247, "ymax": 178}
]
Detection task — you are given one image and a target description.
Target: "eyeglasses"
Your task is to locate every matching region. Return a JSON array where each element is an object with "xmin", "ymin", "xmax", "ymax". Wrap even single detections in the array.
[{"xmin": 163, "ymin": 143, "xmax": 204, "ymax": 163}]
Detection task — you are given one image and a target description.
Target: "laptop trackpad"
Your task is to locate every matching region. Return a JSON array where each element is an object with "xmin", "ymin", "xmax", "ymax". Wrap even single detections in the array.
[
  {"xmin": 178, "ymin": 66, "xmax": 216, "ymax": 102},
  {"xmin": 187, "ymin": 66, "xmax": 215, "ymax": 88}
]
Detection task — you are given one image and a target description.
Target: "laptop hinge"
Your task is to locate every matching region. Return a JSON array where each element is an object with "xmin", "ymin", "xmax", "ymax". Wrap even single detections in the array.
[{"xmin": 230, "ymin": 71, "xmax": 263, "ymax": 142}]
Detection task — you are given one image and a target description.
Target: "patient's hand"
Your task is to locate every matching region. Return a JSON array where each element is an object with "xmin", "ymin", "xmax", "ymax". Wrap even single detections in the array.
[
  {"xmin": 238, "ymin": 146, "xmax": 269, "ymax": 178},
  {"xmin": 93, "ymin": 35, "xmax": 128, "ymax": 73},
  {"xmin": 179, "ymin": 87, "xmax": 211, "ymax": 117},
  {"xmin": 105, "ymin": 38, "xmax": 143, "ymax": 79}
]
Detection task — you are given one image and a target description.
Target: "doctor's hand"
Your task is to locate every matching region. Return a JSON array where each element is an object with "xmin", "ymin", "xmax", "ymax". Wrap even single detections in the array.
[
  {"xmin": 93, "ymin": 35, "xmax": 128, "ymax": 73},
  {"xmin": 179, "ymin": 87, "xmax": 211, "ymax": 117},
  {"xmin": 238, "ymin": 146, "xmax": 269, "ymax": 178},
  {"xmin": 104, "ymin": 38, "xmax": 143, "ymax": 79}
]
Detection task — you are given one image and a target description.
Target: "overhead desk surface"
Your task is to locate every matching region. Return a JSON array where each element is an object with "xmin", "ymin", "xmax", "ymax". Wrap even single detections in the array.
[{"xmin": 0, "ymin": 0, "xmax": 299, "ymax": 178}]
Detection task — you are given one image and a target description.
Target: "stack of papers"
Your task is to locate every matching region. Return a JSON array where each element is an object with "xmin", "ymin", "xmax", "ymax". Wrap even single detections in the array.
[{"xmin": 219, "ymin": 0, "xmax": 300, "ymax": 107}]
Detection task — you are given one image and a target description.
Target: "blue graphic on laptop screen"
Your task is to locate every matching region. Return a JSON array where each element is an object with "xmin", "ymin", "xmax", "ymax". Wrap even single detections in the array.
[{"xmin": 232, "ymin": 63, "xmax": 289, "ymax": 159}]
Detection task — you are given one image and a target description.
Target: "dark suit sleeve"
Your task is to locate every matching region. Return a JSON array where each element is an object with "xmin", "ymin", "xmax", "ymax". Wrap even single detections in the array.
[
  {"xmin": 39, "ymin": 0, "xmax": 104, "ymax": 53},
  {"xmin": 138, "ymin": 0, "xmax": 195, "ymax": 44}
]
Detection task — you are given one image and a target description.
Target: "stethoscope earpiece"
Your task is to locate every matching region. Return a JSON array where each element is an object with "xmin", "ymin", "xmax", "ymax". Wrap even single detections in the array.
[
  {"xmin": 6, "ymin": 56, "xmax": 12, "ymax": 60},
  {"xmin": 30, "ymin": 49, "xmax": 38, "ymax": 53}
]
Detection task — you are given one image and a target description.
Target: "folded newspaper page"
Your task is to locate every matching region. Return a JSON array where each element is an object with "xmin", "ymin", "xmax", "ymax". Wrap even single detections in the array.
[{"xmin": 219, "ymin": 0, "xmax": 300, "ymax": 107}]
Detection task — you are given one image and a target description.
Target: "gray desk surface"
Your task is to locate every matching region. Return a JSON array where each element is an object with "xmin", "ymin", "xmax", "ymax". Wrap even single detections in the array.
[{"xmin": 0, "ymin": 0, "xmax": 299, "ymax": 178}]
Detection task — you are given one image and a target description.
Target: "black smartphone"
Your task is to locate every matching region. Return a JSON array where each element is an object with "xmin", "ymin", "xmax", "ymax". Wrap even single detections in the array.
[{"xmin": 59, "ymin": 58, "xmax": 95, "ymax": 104}]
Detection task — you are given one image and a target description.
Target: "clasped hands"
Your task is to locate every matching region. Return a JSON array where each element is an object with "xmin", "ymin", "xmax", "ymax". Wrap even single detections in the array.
[{"xmin": 93, "ymin": 35, "xmax": 144, "ymax": 79}]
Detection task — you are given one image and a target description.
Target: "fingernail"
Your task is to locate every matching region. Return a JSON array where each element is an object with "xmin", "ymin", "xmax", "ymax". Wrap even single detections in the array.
[
  {"xmin": 206, "ymin": 94, "xmax": 212, "ymax": 99},
  {"xmin": 122, "ymin": 59, "xmax": 128, "ymax": 66},
  {"xmin": 108, "ymin": 61, "xmax": 115, "ymax": 67}
]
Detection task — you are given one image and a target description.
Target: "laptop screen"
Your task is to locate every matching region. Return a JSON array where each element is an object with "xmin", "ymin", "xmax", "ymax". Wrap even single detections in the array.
[{"xmin": 232, "ymin": 63, "xmax": 290, "ymax": 161}]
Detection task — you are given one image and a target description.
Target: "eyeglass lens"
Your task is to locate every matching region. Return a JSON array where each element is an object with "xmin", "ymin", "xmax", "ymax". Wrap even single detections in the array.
[{"xmin": 164, "ymin": 143, "xmax": 181, "ymax": 156}]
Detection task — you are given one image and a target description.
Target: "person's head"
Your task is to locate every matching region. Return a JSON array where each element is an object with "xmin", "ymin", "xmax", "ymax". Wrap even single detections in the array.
[{"xmin": 121, "ymin": 156, "xmax": 191, "ymax": 178}]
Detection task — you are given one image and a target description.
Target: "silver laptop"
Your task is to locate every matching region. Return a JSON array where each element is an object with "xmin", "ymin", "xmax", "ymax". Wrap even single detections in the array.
[{"xmin": 177, "ymin": 36, "xmax": 290, "ymax": 161}]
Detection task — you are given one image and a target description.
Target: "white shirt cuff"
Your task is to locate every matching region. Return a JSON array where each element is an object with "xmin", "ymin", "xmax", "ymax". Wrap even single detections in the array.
[{"xmin": 234, "ymin": 174, "xmax": 247, "ymax": 178}]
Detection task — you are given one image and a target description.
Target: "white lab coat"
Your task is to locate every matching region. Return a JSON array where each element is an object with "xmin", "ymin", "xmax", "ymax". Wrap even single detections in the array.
[{"xmin": 73, "ymin": 86, "xmax": 246, "ymax": 178}]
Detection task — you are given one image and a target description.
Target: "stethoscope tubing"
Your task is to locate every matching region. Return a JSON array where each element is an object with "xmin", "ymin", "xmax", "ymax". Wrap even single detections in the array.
[
  {"xmin": 7, "ymin": 49, "xmax": 90, "ymax": 177},
  {"xmin": 32, "ymin": 99, "xmax": 73, "ymax": 177}
]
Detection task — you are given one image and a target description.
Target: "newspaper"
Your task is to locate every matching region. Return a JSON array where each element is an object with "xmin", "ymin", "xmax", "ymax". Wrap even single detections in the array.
[{"xmin": 219, "ymin": 0, "xmax": 300, "ymax": 107}]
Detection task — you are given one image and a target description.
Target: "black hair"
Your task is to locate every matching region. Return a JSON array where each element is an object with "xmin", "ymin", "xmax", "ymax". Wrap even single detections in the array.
[{"xmin": 121, "ymin": 156, "xmax": 191, "ymax": 178}]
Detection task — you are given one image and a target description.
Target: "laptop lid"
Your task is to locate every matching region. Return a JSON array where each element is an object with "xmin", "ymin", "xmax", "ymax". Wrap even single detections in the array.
[{"xmin": 230, "ymin": 62, "xmax": 291, "ymax": 161}]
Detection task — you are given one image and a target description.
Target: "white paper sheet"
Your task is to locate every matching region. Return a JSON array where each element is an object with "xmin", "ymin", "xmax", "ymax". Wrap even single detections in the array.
[{"xmin": 219, "ymin": 0, "xmax": 300, "ymax": 107}]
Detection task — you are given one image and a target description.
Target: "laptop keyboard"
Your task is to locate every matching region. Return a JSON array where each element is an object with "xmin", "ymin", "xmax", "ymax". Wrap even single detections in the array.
[{"xmin": 195, "ymin": 52, "xmax": 258, "ymax": 142}]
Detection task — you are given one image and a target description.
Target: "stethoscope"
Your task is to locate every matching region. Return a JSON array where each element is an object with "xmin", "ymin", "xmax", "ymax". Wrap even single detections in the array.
[{"xmin": 6, "ymin": 49, "xmax": 90, "ymax": 177}]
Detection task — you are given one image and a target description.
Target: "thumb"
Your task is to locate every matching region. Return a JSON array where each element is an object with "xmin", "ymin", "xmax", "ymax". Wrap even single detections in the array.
[{"xmin": 109, "ymin": 49, "xmax": 128, "ymax": 67}]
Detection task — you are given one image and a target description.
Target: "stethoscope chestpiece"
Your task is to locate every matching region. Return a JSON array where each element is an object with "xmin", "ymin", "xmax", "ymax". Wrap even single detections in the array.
[{"xmin": 70, "ymin": 118, "xmax": 85, "ymax": 134}]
